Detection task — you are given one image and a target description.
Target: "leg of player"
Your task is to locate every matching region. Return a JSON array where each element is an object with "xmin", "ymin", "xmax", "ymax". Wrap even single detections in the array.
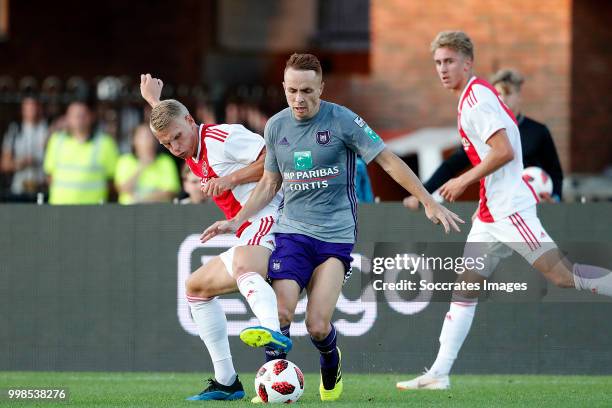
[
  {"xmin": 250, "ymin": 279, "xmax": 301, "ymax": 404},
  {"xmin": 306, "ymin": 258, "xmax": 345, "ymax": 401},
  {"xmin": 500, "ymin": 208, "xmax": 612, "ymax": 296},
  {"xmin": 532, "ymin": 248, "xmax": 612, "ymax": 297},
  {"xmin": 185, "ymin": 256, "xmax": 245, "ymax": 401},
  {"xmin": 263, "ymin": 279, "xmax": 300, "ymax": 361},
  {"xmin": 232, "ymin": 245, "xmax": 292, "ymax": 353},
  {"xmin": 397, "ymin": 235, "xmax": 504, "ymax": 391},
  {"xmin": 397, "ymin": 268, "xmax": 484, "ymax": 391}
]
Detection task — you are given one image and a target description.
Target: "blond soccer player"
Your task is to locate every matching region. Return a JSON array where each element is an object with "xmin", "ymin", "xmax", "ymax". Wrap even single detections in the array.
[
  {"xmin": 396, "ymin": 31, "xmax": 612, "ymax": 391},
  {"xmin": 140, "ymin": 74, "xmax": 291, "ymax": 401}
]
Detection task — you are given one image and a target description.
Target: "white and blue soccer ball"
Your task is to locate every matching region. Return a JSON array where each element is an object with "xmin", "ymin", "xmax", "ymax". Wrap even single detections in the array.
[{"xmin": 254, "ymin": 359, "xmax": 304, "ymax": 404}]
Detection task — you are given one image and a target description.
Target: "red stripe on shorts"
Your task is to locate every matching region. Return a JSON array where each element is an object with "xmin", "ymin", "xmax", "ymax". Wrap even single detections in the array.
[
  {"xmin": 248, "ymin": 217, "xmax": 269, "ymax": 245},
  {"xmin": 515, "ymin": 213, "xmax": 541, "ymax": 248},
  {"xmin": 257, "ymin": 217, "xmax": 274, "ymax": 245},
  {"xmin": 509, "ymin": 214, "xmax": 535, "ymax": 251},
  {"xmin": 252, "ymin": 217, "xmax": 274, "ymax": 245}
]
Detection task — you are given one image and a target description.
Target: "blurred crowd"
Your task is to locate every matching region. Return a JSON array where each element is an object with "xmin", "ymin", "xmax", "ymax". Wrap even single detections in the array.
[
  {"xmin": 4, "ymin": 68, "xmax": 594, "ymax": 206},
  {"xmin": 0, "ymin": 76, "xmax": 288, "ymax": 205}
]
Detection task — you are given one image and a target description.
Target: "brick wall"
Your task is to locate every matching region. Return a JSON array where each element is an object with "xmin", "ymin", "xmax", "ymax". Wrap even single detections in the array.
[
  {"xmin": 324, "ymin": 0, "xmax": 574, "ymax": 182},
  {"xmin": 2, "ymin": 0, "xmax": 609, "ymax": 177},
  {"xmin": 570, "ymin": 0, "xmax": 612, "ymax": 172}
]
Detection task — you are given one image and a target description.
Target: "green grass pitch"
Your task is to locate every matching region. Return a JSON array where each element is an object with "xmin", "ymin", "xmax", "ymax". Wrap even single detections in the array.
[{"xmin": 1, "ymin": 372, "xmax": 611, "ymax": 407}]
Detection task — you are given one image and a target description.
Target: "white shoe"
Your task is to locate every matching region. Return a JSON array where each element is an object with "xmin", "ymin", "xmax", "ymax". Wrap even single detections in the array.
[{"xmin": 396, "ymin": 369, "xmax": 450, "ymax": 390}]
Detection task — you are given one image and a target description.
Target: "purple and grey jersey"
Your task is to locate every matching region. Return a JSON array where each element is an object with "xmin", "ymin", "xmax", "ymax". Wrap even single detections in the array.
[{"xmin": 264, "ymin": 100, "xmax": 385, "ymax": 243}]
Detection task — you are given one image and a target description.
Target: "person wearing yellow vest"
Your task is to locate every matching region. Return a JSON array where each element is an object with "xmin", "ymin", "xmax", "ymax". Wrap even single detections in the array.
[
  {"xmin": 43, "ymin": 101, "xmax": 119, "ymax": 204},
  {"xmin": 114, "ymin": 124, "xmax": 180, "ymax": 204}
]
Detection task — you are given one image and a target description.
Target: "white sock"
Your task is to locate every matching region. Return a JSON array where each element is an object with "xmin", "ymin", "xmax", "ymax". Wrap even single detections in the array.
[
  {"xmin": 187, "ymin": 296, "xmax": 236, "ymax": 386},
  {"xmin": 237, "ymin": 272, "xmax": 281, "ymax": 332},
  {"xmin": 429, "ymin": 301, "xmax": 477, "ymax": 377},
  {"xmin": 573, "ymin": 263, "xmax": 612, "ymax": 297}
]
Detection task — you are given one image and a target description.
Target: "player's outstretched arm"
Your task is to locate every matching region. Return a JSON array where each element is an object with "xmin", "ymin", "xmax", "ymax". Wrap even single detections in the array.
[
  {"xmin": 140, "ymin": 74, "xmax": 164, "ymax": 108},
  {"xmin": 374, "ymin": 148, "xmax": 464, "ymax": 233},
  {"xmin": 403, "ymin": 147, "xmax": 470, "ymax": 211},
  {"xmin": 200, "ymin": 170, "xmax": 282, "ymax": 242},
  {"xmin": 439, "ymin": 129, "xmax": 514, "ymax": 202},
  {"xmin": 201, "ymin": 148, "xmax": 266, "ymax": 197}
]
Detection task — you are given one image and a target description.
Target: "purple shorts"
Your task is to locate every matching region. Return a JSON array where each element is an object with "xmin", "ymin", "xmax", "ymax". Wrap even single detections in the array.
[{"xmin": 268, "ymin": 233, "xmax": 354, "ymax": 290}]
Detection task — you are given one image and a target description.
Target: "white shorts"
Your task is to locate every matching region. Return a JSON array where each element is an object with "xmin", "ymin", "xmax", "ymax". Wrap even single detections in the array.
[
  {"xmin": 463, "ymin": 206, "xmax": 557, "ymax": 276},
  {"xmin": 219, "ymin": 215, "xmax": 276, "ymax": 277}
]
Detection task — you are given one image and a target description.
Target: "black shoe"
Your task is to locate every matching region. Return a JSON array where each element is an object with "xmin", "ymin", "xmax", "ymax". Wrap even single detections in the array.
[{"xmin": 320, "ymin": 347, "xmax": 343, "ymax": 400}]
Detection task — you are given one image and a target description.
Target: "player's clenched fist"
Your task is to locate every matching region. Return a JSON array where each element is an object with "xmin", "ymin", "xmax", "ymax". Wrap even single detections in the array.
[
  {"xmin": 402, "ymin": 195, "xmax": 420, "ymax": 211},
  {"xmin": 140, "ymin": 73, "xmax": 163, "ymax": 107},
  {"xmin": 200, "ymin": 219, "xmax": 238, "ymax": 243},
  {"xmin": 439, "ymin": 176, "xmax": 467, "ymax": 202},
  {"xmin": 201, "ymin": 176, "xmax": 235, "ymax": 197}
]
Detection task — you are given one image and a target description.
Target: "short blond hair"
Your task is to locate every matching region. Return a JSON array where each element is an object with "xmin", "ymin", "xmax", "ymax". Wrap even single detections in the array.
[
  {"xmin": 150, "ymin": 99, "xmax": 189, "ymax": 133},
  {"xmin": 431, "ymin": 31, "xmax": 474, "ymax": 60}
]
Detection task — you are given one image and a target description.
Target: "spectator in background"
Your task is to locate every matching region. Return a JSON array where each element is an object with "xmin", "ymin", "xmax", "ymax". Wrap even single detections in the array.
[
  {"xmin": 1, "ymin": 97, "xmax": 48, "ymax": 201},
  {"xmin": 491, "ymin": 69, "xmax": 564, "ymax": 201},
  {"xmin": 43, "ymin": 101, "xmax": 119, "ymax": 204},
  {"xmin": 179, "ymin": 163, "xmax": 208, "ymax": 204},
  {"xmin": 243, "ymin": 102, "xmax": 268, "ymax": 135},
  {"xmin": 224, "ymin": 94, "xmax": 269, "ymax": 135},
  {"xmin": 403, "ymin": 68, "xmax": 564, "ymax": 209},
  {"xmin": 195, "ymin": 100, "xmax": 217, "ymax": 125},
  {"xmin": 225, "ymin": 98, "xmax": 241, "ymax": 124},
  {"xmin": 114, "ymin": 124, "xmax": 180, "ymax": 204},
  {"xmin": 355, "ymin": 157, "xmax": 374, "ymax": 203}
]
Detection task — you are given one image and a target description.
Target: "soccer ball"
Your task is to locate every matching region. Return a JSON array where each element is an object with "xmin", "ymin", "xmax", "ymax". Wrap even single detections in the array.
[
  {"xmin": 522, "ymin": 166, "xmax": 553, "ymax": 198},
  {"xmin": 254, "ymin": 359, "xmax": 304, "ymax": 404}
]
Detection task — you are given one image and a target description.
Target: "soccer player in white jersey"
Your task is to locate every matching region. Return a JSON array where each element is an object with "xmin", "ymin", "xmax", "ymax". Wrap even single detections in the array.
[
  {"xmin": 396, "ymin": 31, "xmax": 612, "ymax": 391},
  {"xmin": 140, "ymin": 74, "xmax": 291, "ymax": 401}
]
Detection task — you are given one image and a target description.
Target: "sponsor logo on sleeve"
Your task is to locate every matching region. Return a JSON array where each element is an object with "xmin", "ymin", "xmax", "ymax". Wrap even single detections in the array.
[
  {"xmin": 354, "ymin": 116, "xmax": 366, "ymax": 128},
  {"xmin": 363, "ymin": 125, "xmax": 381, "ymax": 142}
]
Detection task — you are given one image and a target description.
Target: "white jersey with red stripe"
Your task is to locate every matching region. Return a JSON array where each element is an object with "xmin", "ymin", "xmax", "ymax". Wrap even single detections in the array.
[
  {"xmin": 185, "ymin": 123, "xmax": 283, "ymax": 237},
  {"xmin": 458, "ymin": 76, "xmax": 538, "ymax": 222}
]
